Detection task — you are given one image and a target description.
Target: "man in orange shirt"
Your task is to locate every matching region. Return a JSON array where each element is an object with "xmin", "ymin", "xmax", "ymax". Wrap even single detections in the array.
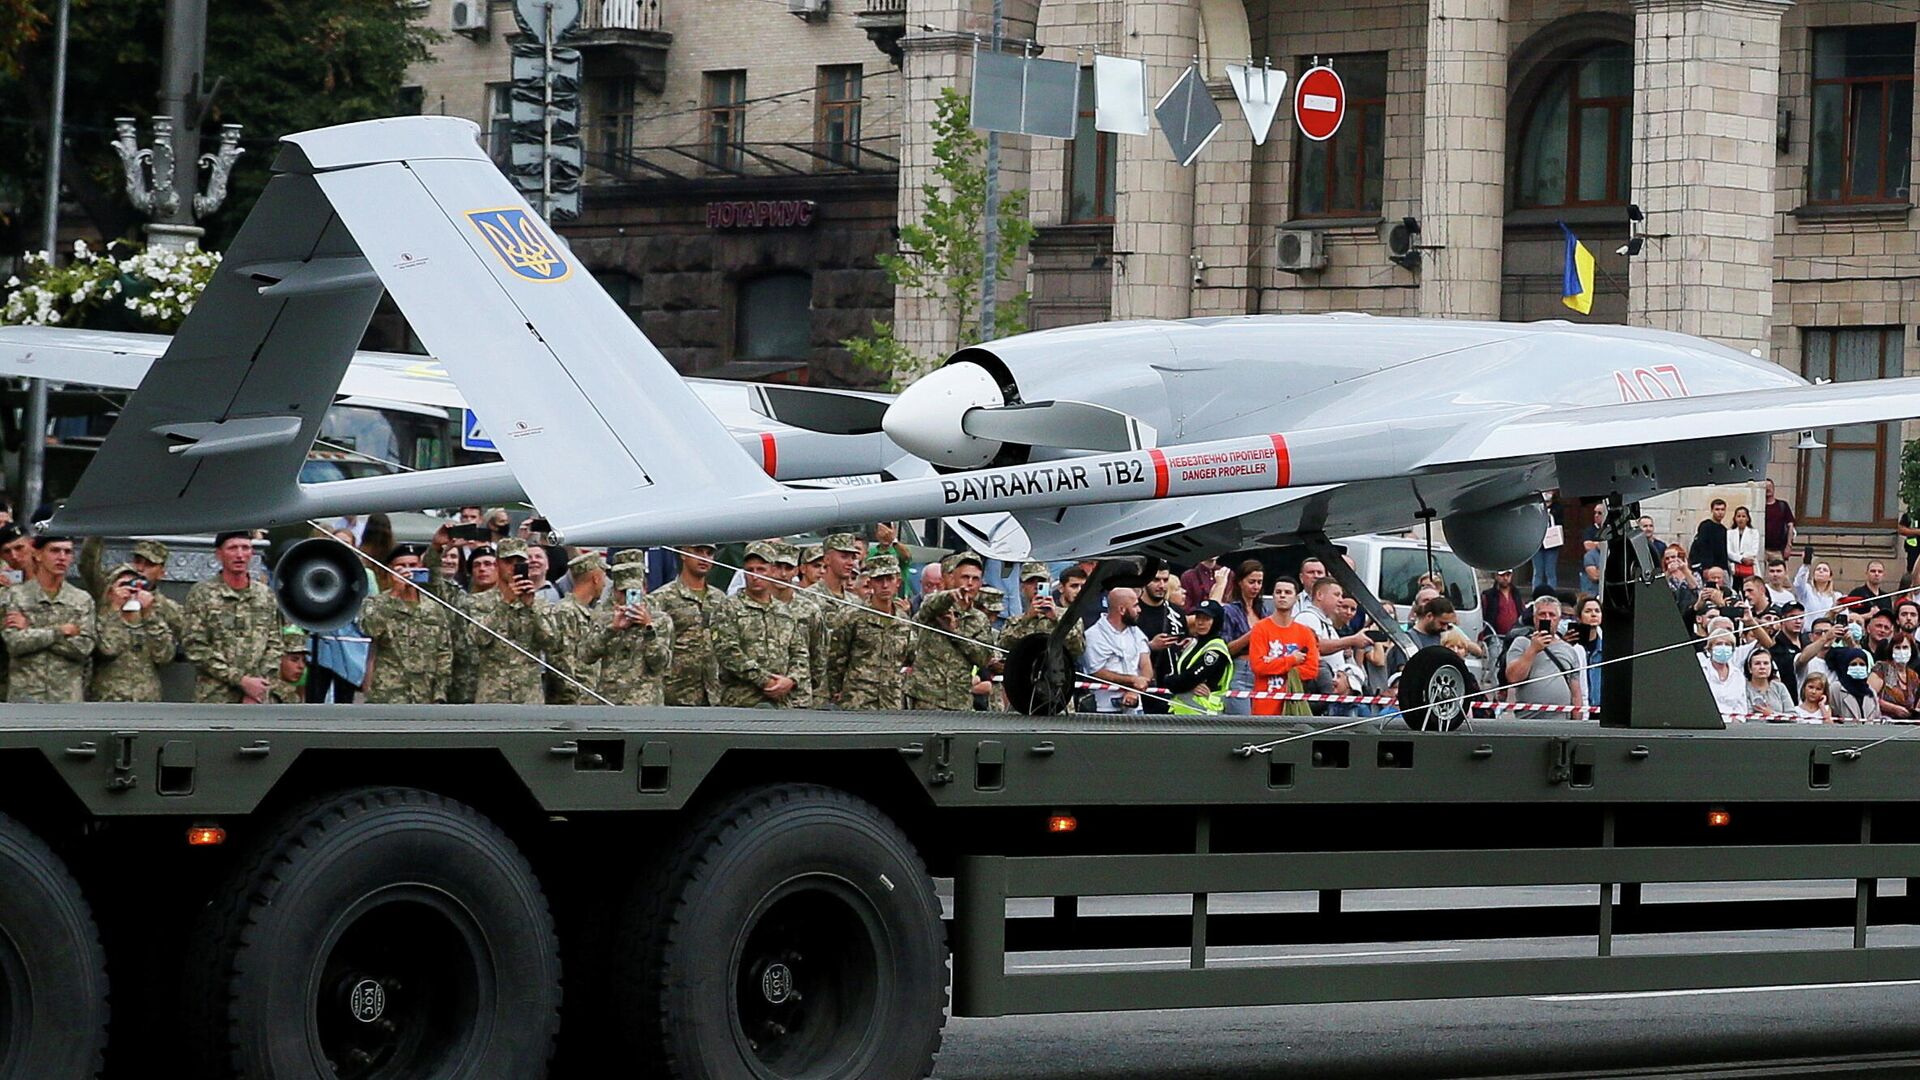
[{"xmin": 1248, "ymin": 577, "xmax": 1319, "ymax": 716}]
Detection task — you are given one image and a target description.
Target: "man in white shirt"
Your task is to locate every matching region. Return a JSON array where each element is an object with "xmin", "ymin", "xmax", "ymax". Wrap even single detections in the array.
[
  {"xmin": 1082, "ymin": 586, "xmax": 1152, "ymax": 714},
  {"xmin": 1294, "ymin": 558, "xmax": 1327, "ymax": 615},
  {"xmin": 1295, "ymin": 578, "xmax": 1371, "ymax": 716}
]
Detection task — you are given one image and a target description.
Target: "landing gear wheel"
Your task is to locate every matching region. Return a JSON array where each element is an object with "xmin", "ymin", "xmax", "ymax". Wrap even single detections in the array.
[
  {"xmin": 1399, "ymin": 646, "xmax": 1471, "ymax": 732},
  {"xmin": 1002, "ymin": 635, "xmax": 1070, "ymax": 716},
  {"xmin": 0, "ymin": 812, "xmax": 107, "ymax": 1080},
  {"xmin": 622, "ymin": 783, "xmax": 947, "ymax": 1080},
  {"xmin": 189, "ymin": 788, "xmax": 561, "ymax": 1079}
]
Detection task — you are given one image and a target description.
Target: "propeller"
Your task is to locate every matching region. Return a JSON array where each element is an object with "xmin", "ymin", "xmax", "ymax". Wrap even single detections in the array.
[{"xmin": 961, "ymin": 400, "xmax": 1158, "ymax": 453}]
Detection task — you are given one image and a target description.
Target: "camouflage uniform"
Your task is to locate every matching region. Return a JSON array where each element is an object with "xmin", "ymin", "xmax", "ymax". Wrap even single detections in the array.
[
  {"xmin": 361, "ymin": 591, "xmax": 454, "ymax": 705},
  {"xmin": 905, "ymin": 589, "xmax": 995, "ymax": 711},
  {"xmin": 652, "ymin": 577, "xmax": 722, "ymax": 706},
  {"xmin": 583, "ymin": 563, "xmax": 674, "ymax": 705},
  {"xmin": 3, "ymin": 578, "xmax": 98, "ymax": 703},
  {"xmin": 89, "ymin": 567, "xmax": 178, "ymax": 703},
  {"xmin": 269, "ymin": 630, "xmax": 308, "ymax": 705},
  {"xmin": 426, "ymin": 579, "xmax": 479, "ymax": 704},
  {"xmin": 825, "ymin": 555, "xmax": 912, "ymax": 710},
  {"xmin": 80, "ymin": 538, "xmax": 186, "ymax": 649},
  {"xmin": 183, "ymin": 577, "xmax": 281, "ymax": 704},
  {"xmin": 1000, "ymin": 562, "xmax": 1086, "ymax": 657},
  {"xmin": 710, "ymin": 549, "xmax": 812, "ymax": 709},
  {"xmin": 544, "ymin": 552, "xmax": 610, "ymax": 705}
]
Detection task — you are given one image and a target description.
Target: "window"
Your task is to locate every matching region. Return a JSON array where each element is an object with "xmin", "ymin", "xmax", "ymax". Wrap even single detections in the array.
[
  {"xmin": 593, "ymin": 271, "xmax": 645, "ymax": 328},
  {"xmin": 736, "ymin": 272, "xmax": 813, "ymax": 360},
  {"xmin": 1798, "ymin": 327, "xmax": 1905, "ymax": 526},
  {"xmin": 591, "ymin": 77, "xmax": 637, "ymax": 162},
  {"xmin": 705, "ymin": 70, "xmax": 748, "ymax": 173},
  {"xmin": 1067, "ymin": 67, "xmax": 1116, "ymax": 222},
  {"xmin": 486, "ymin": 83, "xmax": 512, "ymax": 167},
  {"xmin": 816, "ymin": 64, "xmax": 863, "ymax": 167},
  {"xmin": 1515, "ymin": 43, "xmax": 1632, "ymax": 207},
  {"xmin": 1810, "ymin": 25, "xmax": 1915, "ymax": 204},
  {"xmin": 396, "ymin": 85, "xmax": 425, "ymax": 116},
  {"xmin": 1294, "ymin": 53, "xmax": 1388, "ymax": 217}
]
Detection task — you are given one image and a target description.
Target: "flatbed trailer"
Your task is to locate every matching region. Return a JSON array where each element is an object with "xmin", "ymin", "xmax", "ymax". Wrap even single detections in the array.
[{"xmin": 5, "ymin": 705, "xmax": 1920, "ymax": 1079}]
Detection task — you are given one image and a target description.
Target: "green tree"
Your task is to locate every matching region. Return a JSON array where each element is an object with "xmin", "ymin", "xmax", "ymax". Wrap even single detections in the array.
[
  {"xmin": 845, "ymin": 88, "xmax": 1036, "ymax": 387},
  {"xmin": 0, "ymin": 0, "xmax": 436, "ymax": 252}
]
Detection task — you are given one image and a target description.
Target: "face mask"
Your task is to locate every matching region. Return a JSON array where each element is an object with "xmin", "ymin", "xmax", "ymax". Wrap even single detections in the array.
[
  {"xmin": 1710, "ymin": 644, "xmax": 1733, "ymax": 664},
  {"xmin": 1848, "ymin": 665, "xmax": 1871, "ymax": 681},
  {"xmin": 1847, "ymin": 624, "xmax": 1865, "ymax": 642},
  {"xmin": 1896, "ymin": 650, "xmax": 1912, "ymax": 665}
]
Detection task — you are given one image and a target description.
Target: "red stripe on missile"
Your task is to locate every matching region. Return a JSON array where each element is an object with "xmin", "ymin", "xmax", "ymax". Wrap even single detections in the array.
[
  {"xmin": 1149, "ymin": 448, "xmax": 1170, "ymax": 498},
  {"xmin": 759, "ymin": 432, "xmax": 778, "ymax": 476},
  {"xmin": 1269, "ymin": 434, "xmax": 1291, "ymax": 487}
]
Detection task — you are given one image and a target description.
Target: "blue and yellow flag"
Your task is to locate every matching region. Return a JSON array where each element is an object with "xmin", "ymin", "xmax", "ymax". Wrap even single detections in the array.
[{"xmin": 1559, "ymin": 222, "xmax": 1595, "ymax": 315}]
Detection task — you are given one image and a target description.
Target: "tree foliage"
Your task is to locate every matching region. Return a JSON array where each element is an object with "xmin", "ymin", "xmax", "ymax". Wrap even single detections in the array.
[
  {"xmin": 844, "ymin": 88, "xmax": 1036, "ymax": 387},
  {"xmin": 0, "ymin": 0, "xmax": 437, "ymax": 252}
]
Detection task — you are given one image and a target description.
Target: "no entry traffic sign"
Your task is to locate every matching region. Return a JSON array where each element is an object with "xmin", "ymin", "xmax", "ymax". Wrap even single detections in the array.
[{"xmin": 1294, "ymin": 65, "xmax": 1346, "ymax": 142}]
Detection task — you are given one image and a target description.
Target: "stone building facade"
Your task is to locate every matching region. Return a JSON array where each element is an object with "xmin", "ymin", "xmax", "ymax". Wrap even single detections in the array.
[{"xmin": 405, "ymin": 0, "xmax": 903, "ymax": 385}]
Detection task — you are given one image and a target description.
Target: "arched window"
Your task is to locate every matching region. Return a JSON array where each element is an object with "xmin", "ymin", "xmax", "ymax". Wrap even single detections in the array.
[
  {"xmin": 1515, "ymin": 43, "xmax": 1632, "ymax": 208},
  {"xmin": 735, "ymin": 271, "xmax": 813, "ymax": 360}
]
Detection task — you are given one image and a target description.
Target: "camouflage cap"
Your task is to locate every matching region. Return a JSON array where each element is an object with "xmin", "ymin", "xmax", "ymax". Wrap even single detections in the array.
[
  {"xmin": 823, "ymin": 532, "xmax": 863, "ymax": 555},
  {"xmin": 567, "ymin": 550, "xmax": 606, "ymax": 576},
  {"xmin": 771, "ymin": 543, "xmax": 800, "ymax": 568},
  {"xmin": 279, "ymin": 626, "xmax": 310, "ymax": 655},
  {"xmin": 801, "ymin": 544, "xmax": 824, "ymax": 565},
  {"xmin": 107, "ymin": 561, "xmax": 141, "ymax": 582},
  {"xmin": 610, "ymin": 549, "xmax": 647, "ymax": 568},
  {"xmin": 864, "ymin": 554, "xmax": 901, "ymax": 577},
  {"xmin": 609, "ymin": 562, "xmax": 647, "ymax": 586},
  {"xmin": 494, "ymin": 537, "xmax": 530, "ymax": 560},
  {"xmin": 130, "ymin": 539, "xmax": 170, "ymax": 565},
  {"xmin": 979, "ymin": 586, "xmax": 1006, "ymax": 612},
  {"xmin": 743, "ymin": 540, "xmax": 783, "ymax": 563},
  {"xmin": 942, "ymin": 550, "xmax": 985, "ymax": 574},
  {"xmin": 1020, "ymin": 560, "xmax": 1052, "ymax": 582}
]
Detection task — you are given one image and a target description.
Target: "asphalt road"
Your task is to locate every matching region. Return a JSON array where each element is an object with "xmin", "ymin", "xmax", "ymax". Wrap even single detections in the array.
[{"xmin": 929, "ymin": 883, "xmax": 1920, "ymax": 1079}]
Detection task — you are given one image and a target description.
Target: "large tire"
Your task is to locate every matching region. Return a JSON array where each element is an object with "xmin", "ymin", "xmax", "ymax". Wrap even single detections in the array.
[
  {"xmin": 1001, "ymin": 634, "xmax": 1071, "ymax": 716},
  {"xmin": 622, "ymin": 784, "xmax": 947, "ymax": 1080},
  {"xmin": 0, "ymin": 812, "xmax": 107, "ymax": 1080},
  {"xmin": 190, "ymin": 788, "xmax": 561, "ymax": 1080},
  {"xmin": 1399, "ymin": 645, "xmax": 1472, "ymax": 732}
]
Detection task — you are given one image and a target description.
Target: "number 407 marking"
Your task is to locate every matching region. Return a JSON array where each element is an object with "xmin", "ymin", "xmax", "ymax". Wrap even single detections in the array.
[{"xmin": 1614, "ymin": 364, "xmax": 1691, "ymax": 402}]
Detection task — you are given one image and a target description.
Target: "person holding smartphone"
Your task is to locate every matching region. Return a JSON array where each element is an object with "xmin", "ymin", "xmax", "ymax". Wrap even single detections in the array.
[
  {"xmin": 360, "ymin": 543, "xmax": 453, "ymax": 705},
  {"xmin": 1503, "ymin": 595, "xmax": 1584, "ymax": 718},
  {"xmin": 582, "ymin": 552, "xmax": 673, "ymax": 705},
  {"xmin": 471, "ymin": 538, "xmax": 560, "ymax": 705}
]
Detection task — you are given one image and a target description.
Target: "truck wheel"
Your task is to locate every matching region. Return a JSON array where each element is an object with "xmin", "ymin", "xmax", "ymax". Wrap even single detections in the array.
[
  {"xmin": 193, "ymin": 788, "xmax": 560, "ymax": 1079},
  {"xmin": 0, "ymin": 813, "xmax": 107, "ymax": 1080},
  {"xmin": 624, "ymin": 784, "xmax": 946, "ymax": 1080},
  {"xmin": 1399, "ymin": 646, "xmax": 1471, "ymax": 731}
]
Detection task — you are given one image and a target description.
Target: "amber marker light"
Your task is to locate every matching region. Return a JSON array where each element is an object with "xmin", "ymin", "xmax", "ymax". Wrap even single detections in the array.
[
  {"xmin": 1047, "ymin": 813, "xmax": 1078, "ymax": 834},
  {"xmin": 1707, "ymin": 808, "xmax": 1732, "ymax": 828},
  {"xmin": 186, "ymin": 825, "xmax": 227, "ymax": 846}
]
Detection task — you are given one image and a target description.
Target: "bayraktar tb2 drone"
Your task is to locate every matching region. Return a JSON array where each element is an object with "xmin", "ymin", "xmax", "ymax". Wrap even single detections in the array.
[{"xmin": 18, "ymin": 116, "xmax": 1920, "ymax": 720}]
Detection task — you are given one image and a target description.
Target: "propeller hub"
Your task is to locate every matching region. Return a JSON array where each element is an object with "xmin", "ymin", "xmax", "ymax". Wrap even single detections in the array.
[{"xmin": 881, "ymin": 361, "xmax": 1007, "ymax": 468}]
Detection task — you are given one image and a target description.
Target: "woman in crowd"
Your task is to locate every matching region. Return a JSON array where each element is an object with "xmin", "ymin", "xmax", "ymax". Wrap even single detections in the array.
[
  {"xmin": 1793, "ymin": 672, "xmax": 1835, "ymax": 722},
  {"xmin": 1220, "ymin": 560, "xmax": 1270, "ymax": 716},
  {"xmin": 1570, "ymin": 594, "xmax": 1603, "ymax": 708},
  {"xmin": 1664, "ymin": 548, "xmax": 1699, "ymax": 613},
  {"xmin": 1742, "ymin": 650, "xmax": 1793, "ymax": 717},
  {"xmin": 1697, "ymin": 618, "xmax": 1752, "ymax": 717},
  {"xmin": 1827, "ymin": 646, "xmax": 1883, "ymax": 720},
  {"xmin": 1726, "ymin": 506, "xmax": 1762, "ymax": 579},
  {"xmin": 1793, "ymin": 551, "xmax": 1841, "ymax": 622},
  {"xmin": 1874, "ymin": 633, "xmax": 1920, "ymax": 720}
]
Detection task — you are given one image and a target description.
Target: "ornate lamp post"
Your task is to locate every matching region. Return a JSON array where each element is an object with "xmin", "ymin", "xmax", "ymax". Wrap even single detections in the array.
[{"xmin": 110, "ymin": 116, "xmax": 243, "ymax": 251}]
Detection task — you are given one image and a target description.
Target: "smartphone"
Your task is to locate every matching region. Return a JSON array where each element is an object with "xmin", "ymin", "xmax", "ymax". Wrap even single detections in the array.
[
  {"xmin": 506, "ymin": 556, "xmax": 530, "ymax": 581},
  {"xmin": 129, "ymin": 576, "xmax": 149, "ymax": 591},
  {"xmin": 625, "ymin": 587, "xmax": 644, "ymax": 606},
  {"xmin": 1365, "ymin": 628, "xmax": 1392, "ymax": 643},
  {"xmin": 447, "ymin": 523, "xmax": 489, "ymax": 541},
  {"xmin": 1035, "ymin": 582, "xmax": 1051, "ymax": 600},
  {"xmin": 527, "ymin": 517, "xmax": 552, "ymax": 534}
]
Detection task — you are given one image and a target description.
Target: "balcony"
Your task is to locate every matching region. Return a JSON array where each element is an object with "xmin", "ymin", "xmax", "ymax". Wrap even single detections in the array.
[
  {"xmin": 587, "ymin": 135, "xmax": 900, "ymax": 184},
  {"xmin": 576, "ymin": 0, "xmax": 672, "ymax": 92},
  {"xmin": 855, "ymin": 0, "xmax": 906, "ymax": 63}
]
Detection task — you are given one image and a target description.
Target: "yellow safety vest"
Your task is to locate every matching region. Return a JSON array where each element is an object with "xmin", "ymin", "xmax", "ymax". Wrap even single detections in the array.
[{"xmin": 1169, "ymin": 637, "xmax": 1233, "ymax": 715}]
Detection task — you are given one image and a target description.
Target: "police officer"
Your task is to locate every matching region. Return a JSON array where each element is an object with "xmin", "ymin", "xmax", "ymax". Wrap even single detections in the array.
[
  {"xmin": 471, "ymin": 537, "xmax": 560, "ymax": 705},
  {"xmin": 184, "ymin": 532, "xmax": 281, "ymax": 704},
  {"xmin": 710, "ymin": 541, "xmax": 811, "ymax": 708},
  {"xmin": 3, "ymin": 536, "xmax": 97, "ymax": 703},
  {"xmin": 90, "ymin": 562, "xmax": 177, "ymax": 703},
  {"xmin": 1163, "ymin": 600, "xmax": 1233, "ymax": 714},
  {"xmin": 361, "ymin": 543, "xmax": 454, "ymax": 705},
  {"xmin": 583, "ymin": 554, "xmax": 674, "ymax": 705},
  {"xmin": 652, "ymin": 543, "xmax": 723, "ymax": 706},
  {"xmin": 825, "ymin": 554, "xmax": 913, "ymax": 709}
]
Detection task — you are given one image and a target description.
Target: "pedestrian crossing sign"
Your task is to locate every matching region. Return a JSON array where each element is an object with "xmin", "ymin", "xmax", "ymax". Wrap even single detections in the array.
[{"xmin": 462, "ymin": 409, "xmax": 498, "ymax": 454}]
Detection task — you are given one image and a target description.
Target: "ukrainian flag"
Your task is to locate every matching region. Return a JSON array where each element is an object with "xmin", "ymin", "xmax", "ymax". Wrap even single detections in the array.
[{"xmin": 1559, "ymin": 222, "xmax": 1595, "ymax": 315}]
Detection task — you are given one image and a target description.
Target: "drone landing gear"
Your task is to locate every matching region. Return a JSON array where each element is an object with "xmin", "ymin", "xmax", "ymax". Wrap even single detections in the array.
[
  {"xmin": 1304, "ymin": 534, "xmax": 1469, "ymax": 732},
  {"xmin": 1005, "ymin": 555, "xmax": 1158, "ymax": 717}
]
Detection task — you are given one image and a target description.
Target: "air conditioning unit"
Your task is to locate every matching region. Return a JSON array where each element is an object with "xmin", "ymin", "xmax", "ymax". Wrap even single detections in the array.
[
  {"xmin": 450, "ymin": 0, "xmax": 489, "ymax": 36},
  {"xmin": 788, "ymin": 0, "xmax": 828, "ymax": 21},
  {"xmin": 1275, "ymin": 228, "xmax": 1328, "ymax": 274},
  {"xmin": 1384, "ymin": 215, "xmax": 1422, "ymax": 272}
]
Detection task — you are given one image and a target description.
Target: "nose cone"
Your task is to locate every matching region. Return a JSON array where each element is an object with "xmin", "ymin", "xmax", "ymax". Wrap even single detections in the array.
[{"xmin": 881, "ymin": 361, "xmax": 1008, "ymax": 468}]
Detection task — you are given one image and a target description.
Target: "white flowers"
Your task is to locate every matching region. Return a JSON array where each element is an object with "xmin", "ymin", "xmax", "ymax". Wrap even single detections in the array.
[{"xmin": 1, "ymin": 243, "xmax": 223, "ymax": 331}]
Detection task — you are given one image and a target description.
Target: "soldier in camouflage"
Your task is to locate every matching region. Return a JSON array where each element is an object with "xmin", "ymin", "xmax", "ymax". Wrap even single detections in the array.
[
  {"xmin": 3, "ymin": 536, "xmax": 98, "ymax": 704},
  {"xmin": 89, "ymin": 563, "xmax": 178, "ymax": 703},
  {"xmin": 769, "ymin": 544, "xmax": 830, "ymax": 696},
  {"xmin": 797, "ymin": 544, "xmax": 826, "ymax": 589},
  {"xmin": 269, "ymin": 628, "xmax": 308, "ymax": 705},
  {"xmin": 905, "ymin": 552, "xmax": 996, "ymax": 711},
  {"xmin": 583, "ymin": 554, "xmax": 674, "ymax": 705},
  {"xmin": 652, "ymin": 543, "xmax": 722, "ymax": 706},
  {"xmin": 361, "ymin": 544, "xmax": 454, "ymax": 705},
  {"xmin": 184, "ymin": 532, "xmax": 282, "ymax": 704},
  {"xmin": 825, "ymin": 554, "xmax": 912, "ymax": 710},
  {"xmin": 472, "ymin": 538, "xmax": 561, "ymax": 705},
  {"xmin": 547, "ymin": 550, "xmax": 609, "ymax": 705},
  {"xmin": 1000, "ymin": 561, "xmax": 1086, "ymax": 660},
  {"xmin": 440, "ymin": 545, "xmax": 498, "ymax": 704},
  {"xmin": 710, "ymin": 542, "xmax": 811, "ymax": 709},
  {"xmin": 0, "ymin": 524, "xmax": 32, "ymax": 700},
  {"xmin": 808, "ymin": 532, "xmax": 865, "ymax": 619},
  {"xmin": 80, "ymin": 538, "xmax": 186, "ymax": 654}
]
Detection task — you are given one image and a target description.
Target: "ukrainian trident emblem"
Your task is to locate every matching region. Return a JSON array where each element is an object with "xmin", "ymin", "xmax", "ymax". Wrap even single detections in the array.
[{"xmin": 466, "ymin": 207, "xmax": 572, "ymax": 282}]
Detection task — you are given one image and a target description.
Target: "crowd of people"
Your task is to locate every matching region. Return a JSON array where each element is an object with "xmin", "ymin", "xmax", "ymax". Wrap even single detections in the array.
[{"xmin": 0, "ymin": 487, "xmax": 1915, "ymax": 722}]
